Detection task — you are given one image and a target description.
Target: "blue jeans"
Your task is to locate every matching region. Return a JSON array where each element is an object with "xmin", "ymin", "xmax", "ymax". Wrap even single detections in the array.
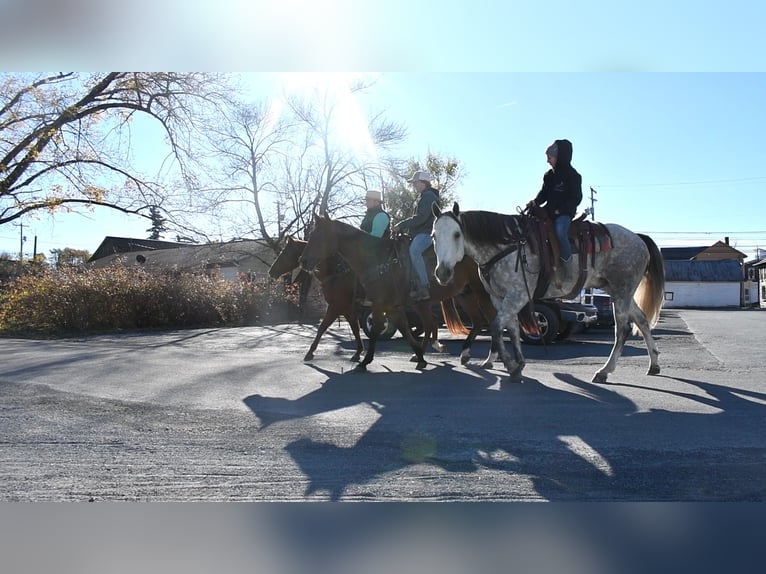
[
  {"xmin": 409, "ymin": 233, "xmax": 432, "ymax": 290},
  {"xmin": 555, "ymin": 215, "xmax": 572, "ymax": 260}
]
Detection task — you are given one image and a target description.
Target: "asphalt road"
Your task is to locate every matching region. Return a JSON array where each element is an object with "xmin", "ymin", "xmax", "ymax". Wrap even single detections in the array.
[{"xmin": 1, "ymin": 308, "xmax": 764, "ymax": 501}]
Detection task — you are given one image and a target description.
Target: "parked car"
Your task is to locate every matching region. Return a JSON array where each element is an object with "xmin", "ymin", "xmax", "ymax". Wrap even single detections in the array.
[
  {"xmin": 519, "ymin": 298, "xmax": 599, "ymax": 345},
  {"xmin": 581, "ymin": 293, "xmax": 614, "ymax": 327},
  {"xmin": 358, "ymin": 306, "xmax": 428, "ymax": 340},
  {"xmin": 359, "ymin": 298, "xmax": 598, "ymax": 345}
]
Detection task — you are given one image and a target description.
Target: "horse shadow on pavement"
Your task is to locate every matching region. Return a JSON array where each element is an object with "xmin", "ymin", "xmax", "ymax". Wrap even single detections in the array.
[{"xmin": 243, "ymin": 359, "xmax": 766, "ymax": 501}]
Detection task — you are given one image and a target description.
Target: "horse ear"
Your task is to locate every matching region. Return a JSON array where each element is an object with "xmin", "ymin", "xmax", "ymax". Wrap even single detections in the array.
[
  {"xmin": 452, "ymin": 202, "xmax": 460, "ymax": 216},
  {"xmin": 432, "ymin": 203, "xmax": 442, "ymax": 217}
]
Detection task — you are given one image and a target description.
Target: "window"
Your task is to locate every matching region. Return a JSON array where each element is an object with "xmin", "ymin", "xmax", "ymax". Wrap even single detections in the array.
[{"xmin": 664, "ymin": 292, "xmax": 674, "ymax": 301}]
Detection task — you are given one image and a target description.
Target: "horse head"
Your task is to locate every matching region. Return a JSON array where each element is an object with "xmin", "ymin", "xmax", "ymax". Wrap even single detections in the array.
[
  {"xmin": 269, "ymin": 236, "xmax": 305, "ymax": 279},
  {"xmin": 300, "ymin": 214, "xmax": 338, "ymax": 272},
  {"xmin": 432, "ymin": 202, "xmax": 465, "ymax": 285}
]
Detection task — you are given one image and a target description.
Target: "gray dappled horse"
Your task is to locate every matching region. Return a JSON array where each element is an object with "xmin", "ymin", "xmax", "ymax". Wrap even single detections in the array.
[{"xmin": 431, "ymin": 203, "xmax": 665, "ymax": 383}]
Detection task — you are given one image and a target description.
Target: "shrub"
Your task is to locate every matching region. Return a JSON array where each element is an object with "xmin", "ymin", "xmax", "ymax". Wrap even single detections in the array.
[{"xmin": 0, "ymin": 266, "xmax": 300, "ymax": 337}]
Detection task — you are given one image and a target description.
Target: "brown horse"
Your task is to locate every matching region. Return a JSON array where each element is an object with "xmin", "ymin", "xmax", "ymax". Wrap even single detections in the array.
[
  {"xmin": 298, "ymin": 213, "xmax": 509, "ymax": 372},
  {"xmin": 269, "ymin": 235, "xmax": 479, "ymax": 363},
  {"xmin": 269, "ymin": 236, "xmax": 365, "ymax": 362}
]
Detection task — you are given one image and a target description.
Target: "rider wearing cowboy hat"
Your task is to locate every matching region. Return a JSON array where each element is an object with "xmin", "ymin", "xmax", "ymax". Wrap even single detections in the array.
[{"xmin": 395, "ymin": 170, "xmax": 440, "ymax": 301}]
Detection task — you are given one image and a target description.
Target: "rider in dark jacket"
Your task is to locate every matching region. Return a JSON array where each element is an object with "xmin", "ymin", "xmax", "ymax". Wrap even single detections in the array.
[
  {"xmin": 527, "ymin": 139, "xmax": 582, "ymax": 278},
  {"xmin": 395, "ymin": 171, "xmax": 440, "ymax": 301}
]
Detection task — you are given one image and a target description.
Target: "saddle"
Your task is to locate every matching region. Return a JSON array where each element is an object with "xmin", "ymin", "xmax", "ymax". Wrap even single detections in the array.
[{"xmin": 527, "ymin": 206, "xmax": 613, "ymax": 299}]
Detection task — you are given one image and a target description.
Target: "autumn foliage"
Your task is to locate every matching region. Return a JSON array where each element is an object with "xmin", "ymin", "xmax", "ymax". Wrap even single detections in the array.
[{"xmin": 0, "ymin": 266, "xmax": 300, "ymax": 336}]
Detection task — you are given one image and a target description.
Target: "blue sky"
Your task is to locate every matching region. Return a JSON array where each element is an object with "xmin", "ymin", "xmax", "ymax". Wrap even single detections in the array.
[
  {"xmin": 1, "ymin": 1, "xmax": 764, "ymax": 260},
  {"xmin": 3, "ymin": 73, "xmax": 764, "ymax": 260}
]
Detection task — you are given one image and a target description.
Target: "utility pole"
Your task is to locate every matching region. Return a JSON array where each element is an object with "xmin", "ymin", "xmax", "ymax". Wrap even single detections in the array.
[
  {"xmin": 12, "ymin": 221, "xmax": 26, "ymax": 273},
  {"xmin": 589, "ymin": 187, "xmax": 598, "ymax": 220}
]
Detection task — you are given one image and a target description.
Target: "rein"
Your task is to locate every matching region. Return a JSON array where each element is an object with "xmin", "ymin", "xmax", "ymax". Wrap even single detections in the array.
[
  {"xmin": 447, "ymin": 211, "xmax": 537, "ymax": 305},
  {"xmin": 314, "ymin": 257, "xmax": 353, "ymax": 285}
]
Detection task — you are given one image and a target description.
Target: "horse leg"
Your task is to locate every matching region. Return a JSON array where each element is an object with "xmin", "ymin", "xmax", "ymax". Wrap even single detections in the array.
[
  {"xmin": 345, "ymin": 307, "xmax": 365, "ymax": 362},
  {"xmin": 412, "ymin": 302, "xmax": 435, "ymax": 362},
  {"xmin": 303, "ymin": 309, "xmax": 339, "ymax": 361},
  {"xmin": 629, "ymin": 300, "xmax": 661, "ymax": 376},
  {"xmin": 479, "ymin": 330, "xmax": 500, "ymax": 370},
  {"xmin": 392, "ymin": 308, "xmax": 427, "ymax": 370},
  {"xmin": 483, "ymin": 314, "xmax": 512, "ymax": 371},
  {"xmin": 460, "ymin": 325, "xmax": 480, "ymax": 365},
  {"xmin": 593, "ymin": 306, "xmax": 632, "ymax": 383},
  {"xmin": 503, "ymin": 321, "xmax": 526, "ymax": 383},
  {"xmin": 355, "ymin": 308, "xmax": 384, "ymax": 372},
  {"xmin": 431, "ymin": 325, "xmax": 448, "ymax": 354}
]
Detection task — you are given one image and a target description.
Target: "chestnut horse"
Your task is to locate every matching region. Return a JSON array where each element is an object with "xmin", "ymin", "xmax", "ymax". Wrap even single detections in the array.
[
  {"xmin": 272, "ymin": 234, "xmax": 501, "ymax": 366},
  {"xmin": 269, "ymin": 236, "xmax": 365, "ymax": 362}
]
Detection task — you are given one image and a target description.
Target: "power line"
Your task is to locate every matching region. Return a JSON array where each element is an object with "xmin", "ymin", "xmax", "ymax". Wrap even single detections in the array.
[
  {"xmin": 596, "ymin": 176, "xmax": 766, "ymax": 188},
  {"xmin": 638, "ymin": 230, "xmax": 766, "ymax": 235}
]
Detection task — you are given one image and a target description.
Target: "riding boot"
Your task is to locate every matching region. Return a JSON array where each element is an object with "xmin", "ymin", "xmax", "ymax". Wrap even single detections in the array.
[
  {"xmin": 560, "ymin": 256, "xmax": 573, "ymax": 282},
  {"xmin": 409, "ymin": 285, "xmax": 430, "ymax": 301}
]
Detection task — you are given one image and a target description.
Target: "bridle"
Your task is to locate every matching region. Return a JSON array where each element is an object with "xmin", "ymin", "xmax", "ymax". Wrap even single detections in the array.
[{"xmin": 439, "ymin": 210, "xmax": 535, "ymax": 302}]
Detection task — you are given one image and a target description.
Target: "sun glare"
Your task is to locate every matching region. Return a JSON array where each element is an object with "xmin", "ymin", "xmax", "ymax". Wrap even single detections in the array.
[{"xmin": 279, "ymin": 72, "xmax": 378, "ymax": 160}]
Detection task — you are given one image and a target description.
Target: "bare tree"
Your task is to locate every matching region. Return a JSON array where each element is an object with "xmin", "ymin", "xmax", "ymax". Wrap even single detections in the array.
[
  {"xmin": 0, "ymin": 72, "xmax": 230, "ymax": 232},
  {"xmin": 190, "ymin": 76, "xmax": 408, "ymax": 253},
  {"xmin": 285, "ymin": 78, "xmax": 407, "ymax": 233}
]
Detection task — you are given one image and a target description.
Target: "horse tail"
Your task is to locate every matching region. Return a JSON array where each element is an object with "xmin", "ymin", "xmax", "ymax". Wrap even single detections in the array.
[
  {"xmin": 519, "ymin": 300, "xmax": 541, "ymax": 337},
  {"xmin": 635, "ymin": 233, "xmax": 666, "ymax": 329},
  {"xmin": 441, "ymin": 298, "xmax": 471, "ymax": 336}
]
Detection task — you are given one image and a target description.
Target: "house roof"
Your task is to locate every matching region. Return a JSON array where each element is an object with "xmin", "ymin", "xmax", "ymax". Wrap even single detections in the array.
[
  {"xmin": 89, "ymin": 236, "xmax": 193, "ymax": 262},
  {"xmin": 660, "ymin": 246, "xmax": 707, "ymax": 260},
  {"xmin": 664, "ymin": 259, "xmax": 743, "ymax": 282},
  {"xmin": 693, "ymin": 240, "xmax": 746, "ymax": 261},
  {"xmin": 88, "ymin": 239, "xmax": 276, "ymax": 274}
]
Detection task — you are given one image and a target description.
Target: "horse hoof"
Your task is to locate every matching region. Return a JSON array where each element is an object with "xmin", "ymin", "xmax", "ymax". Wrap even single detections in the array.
[
  {"xmin": 480, "ymin": 360, "xmax": 493, "ymax": 370},
  {"xmin": 416, "ymin": 360, "xmax": 427, "ymax": 370},
  {"xmin": 409, "ymin": 354, "xmax": 420, "ymax": 362},
  {"xmin": 433, "ymin": 344, "xmax": 447, "ymax": 353},
  {"xmin": 647, "ymin": 365, "xmax": 661, "ymax": 376},
  {"xmin": 460, "ymin": 353, "xmax": 470, "ymax": 366},
  {"xmin": 303, "ymin": 353, "xmax": 314, "ymax": 362},
  {"xmin": 350, "ymin": 353, "xmax": 361, "ymax": 362},
  {"xmin": 353, "ymin": 364, "xmax": 368, "ymax": 373},
  {"xmin": 592, "ymin": 372, "xmax": 608, "ymax": 383},
  {"xmin": 508, "ymin": 374, "xmax": 524, "ymax": 384}
]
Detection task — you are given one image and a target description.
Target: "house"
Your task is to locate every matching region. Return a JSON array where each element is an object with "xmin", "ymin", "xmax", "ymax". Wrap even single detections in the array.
[
  {"xmin": 750, "ymin": 258, "xmax": 766, "ymax": 309},
  {"xmin": 88, "ymin": 236, "xmax": 327, "ymax": 320},
  {"xmin": 89, "ymin": 236, "xmax": 193, "ymax": 262},
  {"xmin": 663, "ymin": 259, "xmax": 743, "ymax": 308},
  {"xmin": 660, "ymin": 238, "xmax": 747, "ymax": 308},
  {"xmin": 88, "ymin": 238, "xmax": 277, "ymax": 280}
]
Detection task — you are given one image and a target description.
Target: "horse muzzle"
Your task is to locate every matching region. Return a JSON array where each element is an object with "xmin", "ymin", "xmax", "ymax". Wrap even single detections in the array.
[{"xmin": 434, "ymin": 263, "xmax": 454, "ymax": 285}]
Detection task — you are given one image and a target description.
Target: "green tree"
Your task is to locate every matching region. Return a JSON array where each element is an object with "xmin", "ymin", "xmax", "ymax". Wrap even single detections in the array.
[
  {"xmin": 146, "ymin": 205, "xmax": 167, "ymax": 239},
  {"xmin": 383, "ymin": 154, "xmax": 463, "ymax": 225}
]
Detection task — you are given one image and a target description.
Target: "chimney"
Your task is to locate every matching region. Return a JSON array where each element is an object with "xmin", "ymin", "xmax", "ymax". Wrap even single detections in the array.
[{"xmin": 725, "ymin": 236, "xmax": 729, "ymax": 245}]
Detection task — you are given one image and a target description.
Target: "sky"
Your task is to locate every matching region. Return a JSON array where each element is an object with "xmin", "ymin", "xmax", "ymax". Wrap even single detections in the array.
[{"xmin": 1, "ymin": 2, "xmax": 765, "ymax": 260}]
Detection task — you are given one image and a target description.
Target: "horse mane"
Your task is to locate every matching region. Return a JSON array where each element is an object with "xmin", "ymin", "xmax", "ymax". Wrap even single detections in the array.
[
  {"xmin": 328, "ymin": 218, "xmax": 393, "ymax": 246},
  {"xmin": 458, "ymin": 210, "xmax": 525, "ymax": 246}
]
